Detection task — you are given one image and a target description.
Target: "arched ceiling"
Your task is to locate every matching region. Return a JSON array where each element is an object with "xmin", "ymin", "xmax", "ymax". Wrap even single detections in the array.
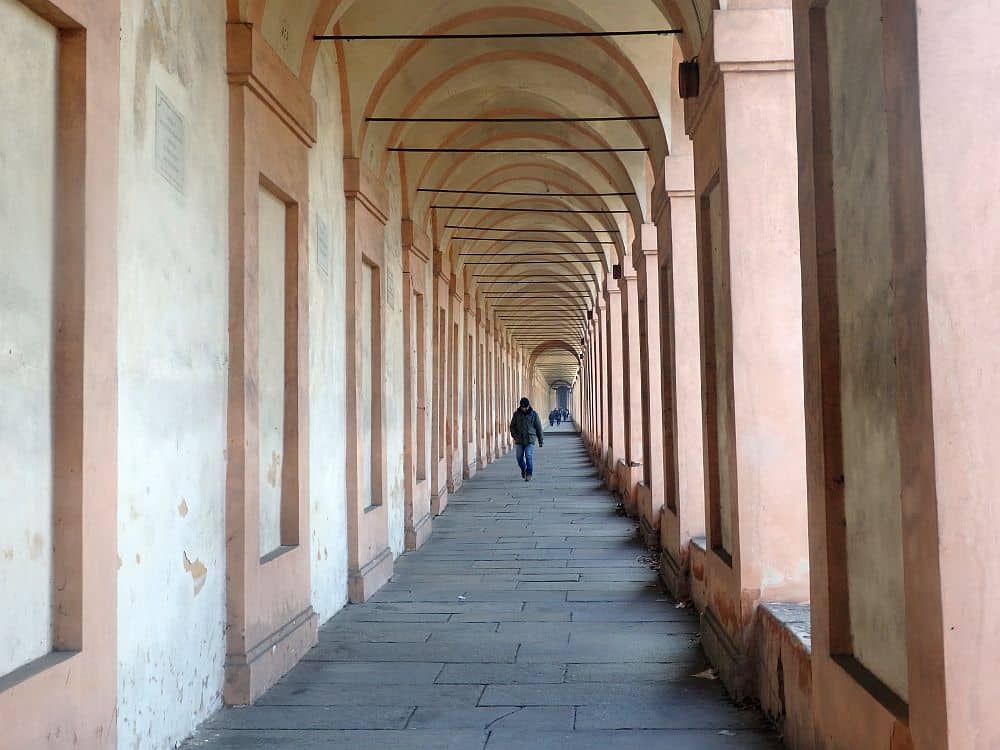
[{"xmin": 237, "ymin": 0, "xmax": 708, "ymax": 386}]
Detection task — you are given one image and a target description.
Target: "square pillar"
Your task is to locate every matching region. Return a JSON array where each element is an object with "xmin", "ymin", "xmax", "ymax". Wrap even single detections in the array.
[
  {"xmin": 795, "ymin": 2, "xmax": 1000, "ymax": 747},
  {"xmin": 656, "ymin": 155, "xmax": 707, "ymax": 599},
  {"xmin": 430, "ymin": 251, "xmax": 450, "ymax": 515},
  {"xmin": 634, "ymin": 225, "xmax": 666, "ymax": 548},
  {"xmin": 446, "ymin": 276, "xmax": 463, "ymax": 493},
  {"xmin": 685, "ymin": 7, "xmax": 809, "ymax": 696},
  {"xmin": 0, "ymin": 1, "xmax": 120, "ymax": 744},
  {"xmin": 463, "ymin": 295, "xmax": 477, "ymax": 481},
  {"xmin": 344, "ymin": 159, "xmax": 393, "ymax": 603},
  {"xmin": 618, "ymin": 266, "xmax": 644, "ymax": 515},
  {"xmin": 603, "ymin": 283, "xmax": 626, "ymax": 486},
  {"xmin": 401, "ymin": 220, "xmax": 432, "ymax": 551},
  {"xmin": 223, "ymin": 25, "xmax": 319, "ymax": 700}
]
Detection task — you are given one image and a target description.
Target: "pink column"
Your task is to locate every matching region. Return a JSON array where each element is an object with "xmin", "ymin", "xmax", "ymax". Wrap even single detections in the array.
[
  {"xmin": 593, "ymin": 299, "xmax": 609, "ymax": 466},
  {"xmin": 794, "ymin": 2, "xmax": 1000, "ymax": 747},
  {"xmin": 656, "ymin": 154, "xmax": 707, "ymax": 597},
  {"xmin": 617, "ymin": 265, "xmax": 644, "ymax": 514},
  {"xmin": 633, "ymin": 224, "xmax": 665, "ymax": 547},
  {"xmin": 686, "ymin": 7, "xmax": 808, "ymax": 695},
  {"xmin": 602, "ymin": 284, "xmax": 625, "ymax": 485}
]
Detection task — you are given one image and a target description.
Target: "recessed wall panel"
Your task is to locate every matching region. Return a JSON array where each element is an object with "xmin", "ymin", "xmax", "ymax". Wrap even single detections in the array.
[
  {"xmin": 0, "ymin": 0, "xmax": 58, "ymax": 677},
  {"xmin": 258, "ymin": 185, "xmax": 287, "ymax": 557},
  {"xmin": 359, "ymin": 262, "xmax": 375, "ymax": 508},
  {"xmin": 827, "ymin": 0, "xmax": 908, "ymax": 700}
]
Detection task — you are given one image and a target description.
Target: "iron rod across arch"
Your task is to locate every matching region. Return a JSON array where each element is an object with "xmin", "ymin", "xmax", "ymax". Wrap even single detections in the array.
[{"xmin": 316, "ymin": 30, "xmax": 681, "ymax": 41}]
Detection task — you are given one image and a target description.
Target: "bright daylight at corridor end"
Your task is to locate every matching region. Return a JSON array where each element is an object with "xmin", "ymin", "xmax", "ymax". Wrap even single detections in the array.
[{"xmin": 1, "ymin": 1, "xmax": 996, "ymax": 749}]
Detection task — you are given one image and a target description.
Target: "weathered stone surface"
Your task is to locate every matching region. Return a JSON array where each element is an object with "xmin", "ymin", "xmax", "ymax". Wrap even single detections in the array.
[{"xmin": 183, "ymin": 436, "xmax": 779, "ymax": 750}]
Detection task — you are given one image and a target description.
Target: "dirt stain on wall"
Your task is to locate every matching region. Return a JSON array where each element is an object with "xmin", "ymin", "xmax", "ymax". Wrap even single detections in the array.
[{"xmin": 267, "ymin": 450, "xmax": 281, "ymax": 488}]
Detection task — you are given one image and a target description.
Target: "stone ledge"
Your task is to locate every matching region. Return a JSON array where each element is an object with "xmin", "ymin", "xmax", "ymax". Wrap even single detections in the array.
[{"xmin": 752, "ymin": 602, "xmax": 814, "ymax": 750}]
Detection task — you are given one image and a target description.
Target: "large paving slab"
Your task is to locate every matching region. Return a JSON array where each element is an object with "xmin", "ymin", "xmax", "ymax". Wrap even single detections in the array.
[{"xmin": 183, "ymin": 433, "xmax": 781, "ymax": 750}]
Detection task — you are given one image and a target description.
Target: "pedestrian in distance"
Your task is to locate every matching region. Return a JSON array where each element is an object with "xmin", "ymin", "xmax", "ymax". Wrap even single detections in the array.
[{"xmin": 510, "ymin": 397, "xmax": 544, "ymax": 481}]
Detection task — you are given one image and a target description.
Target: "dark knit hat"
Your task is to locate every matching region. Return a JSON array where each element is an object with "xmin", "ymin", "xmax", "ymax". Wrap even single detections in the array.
[{"xmin": 519, "ymin": 397, "xmax": 531, "ymax": 408}]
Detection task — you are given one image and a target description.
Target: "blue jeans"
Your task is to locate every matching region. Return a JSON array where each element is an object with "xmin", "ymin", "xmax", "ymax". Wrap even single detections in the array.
[{"xmin": 516, "ymin": 442, "xmax": 535, "ymax": 477}]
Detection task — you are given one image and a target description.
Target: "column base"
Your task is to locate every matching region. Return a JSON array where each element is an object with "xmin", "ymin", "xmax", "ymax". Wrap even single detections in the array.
[
  {"xmin": 405, "ymin": 511, "xmax": 433, "ymax": 552},
  {"xmin": 639, "ymin": 514, "xmax": 660, "ymax": 551},
  {"xmin": 348, "ymin": 546, "xmax": 394, "ymax": 603},
  {"xmin": 659, "ymin": 546, "xmax": 689, "ymax": 600},
  {"xmin": 701, "ymin": 606, "xmax": 752, "ymax": 701},
  {"xmin": 432, "ymin": 487, "xmax": 449, "ymax": 516},
  {"xmin": 224, "ymin": 606, "xmax": 318, "ymax": 706}
]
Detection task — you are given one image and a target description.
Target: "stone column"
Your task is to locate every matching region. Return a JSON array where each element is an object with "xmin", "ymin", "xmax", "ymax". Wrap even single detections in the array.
[
  {"xmin": 430, "ymin": 251, "xmax": 450, "ymax": 516},
  {"xmin": 685, "ymin": 6, "xmax": 808, "ymax": 695},
  {"xmin": 603, "ymin": 282, "xmax": 626, "ymax": 486},
  {"xmin": 633, "ymin": 224, "xmax": 665, "ymax": 547},
  {"xmin": 618, "ymin": 264, "xmax": 644, "ymax": 514},
  {"xmin": 794, "ymin": 2, "xmax": 1000, "ymax": 747},
  {"xmin": 657, "ymin": 154, "xmax": 707, "ymax": 597},
  {"xmin": 593, "ymin": 302, "xmax": 608, "ymax": 465}
]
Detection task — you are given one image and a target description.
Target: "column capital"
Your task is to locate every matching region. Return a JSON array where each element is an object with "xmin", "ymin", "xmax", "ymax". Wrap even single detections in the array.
[
  {"xmin": 618, "ymin": 261, "xmax": 638, "ymax": 284},
  {"xmin": 712, "ymin": 8, "xmax": 793, "ymax": 70},
  {"xmin": 631, "ymin": 224, "xmax": 659, "ymax": 268},
  {"xmin": 685, "ymin": 7, "xmax": 794, "ymax": 137},
  {"xmin": 664, "ymin": 154, "xmax": 695, "ymax": 197}
]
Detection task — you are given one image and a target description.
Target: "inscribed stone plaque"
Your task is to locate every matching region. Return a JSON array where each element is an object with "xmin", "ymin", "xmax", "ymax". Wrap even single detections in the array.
[
  {"xmin": 155, "ymin": 88, "xmax": 185, "ymax": 193},
  {"xmin": 316, "ymin": 215, "xmax": 330, "ymax": 277}
]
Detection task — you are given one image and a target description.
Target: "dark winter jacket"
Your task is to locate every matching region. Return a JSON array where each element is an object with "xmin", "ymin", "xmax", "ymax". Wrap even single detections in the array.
[{"xmin": 510, "ymin": 408, "xmax": 544, "ymax": 446}]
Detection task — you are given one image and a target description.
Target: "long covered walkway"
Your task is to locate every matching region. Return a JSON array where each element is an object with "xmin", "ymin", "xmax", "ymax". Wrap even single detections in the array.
[
  {"xmin": 4, "ymin": 1, "xmax": 998, "ymax": 748},
  {"xmin": 184, "ymin": 432, "xmax": 780, "ymax": 750}
]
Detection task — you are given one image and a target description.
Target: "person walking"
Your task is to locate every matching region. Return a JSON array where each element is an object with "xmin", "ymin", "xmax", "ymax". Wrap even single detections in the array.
[{"xmin": 510, "ymin": 397, "xmax": 544, "ymax": 481}]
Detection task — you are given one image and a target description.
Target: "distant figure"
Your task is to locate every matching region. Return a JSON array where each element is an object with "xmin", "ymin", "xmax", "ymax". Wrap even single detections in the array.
[
  {"xmin": 548, "ymin": 408, "xmax": 558, "ymax": 427},
  {"xmin": 510, "ymin": 397, "xmax": 544, "ymax": 481}
]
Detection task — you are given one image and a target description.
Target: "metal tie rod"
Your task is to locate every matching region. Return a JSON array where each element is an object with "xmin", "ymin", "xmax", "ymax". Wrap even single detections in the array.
[
  {"xmin": 392, "ymin": 147, "xmax": 647, "ymax": 153},
  {"xmin": 316, "ymin": 29, "xmax": 681, "ymax": 41},
  {"xmin": 455, "ymin": 237, "xmax": 614, "ymax": 245},
  {"xmin": 426, "ymin": 189, "xmax": 630, "ymax": 196},
  {"xmin": 374, "ymin": 117, "xmax": 657, "ymax": 124},
  {"xmin": 447, "ymin": 225, "xmax": 620, "ymax": 233},
  {"xmin": 436, "ymin": 206, "xmax": 629, "ymax": 214}
]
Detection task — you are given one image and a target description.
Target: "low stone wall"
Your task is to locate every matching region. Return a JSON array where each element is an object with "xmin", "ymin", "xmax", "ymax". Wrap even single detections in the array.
[
  {"xmin": 665, "ymin": 540, "xmax": 815, "ymax": 750},
  {"xmin": 752, "ymin": 604, "xmax": 814, "ymax": 750}
]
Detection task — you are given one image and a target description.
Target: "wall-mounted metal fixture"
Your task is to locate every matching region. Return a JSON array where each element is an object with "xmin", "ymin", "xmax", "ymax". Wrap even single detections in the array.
[
  {"xmin": 679, "ymin": 58, "xmax": 699, "ymax": 99},
  {"xmin": 612, "ymin": 264, "xmax": 622, "ymax": 280}
]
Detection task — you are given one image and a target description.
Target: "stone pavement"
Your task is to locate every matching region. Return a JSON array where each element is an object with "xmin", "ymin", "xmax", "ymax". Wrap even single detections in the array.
[{"xmin": 184, "ymin": 432, "xmax": 782, "ymax": 749}]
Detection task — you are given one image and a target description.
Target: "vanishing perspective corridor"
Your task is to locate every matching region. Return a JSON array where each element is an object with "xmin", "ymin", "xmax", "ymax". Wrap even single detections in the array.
[
  {"xmin": 185, "ymin": 431, "xmax": 780, "ymax": 750},
  {"xmin": 3, "ymin": 1, "xmax": 997, "ymax": 748}
]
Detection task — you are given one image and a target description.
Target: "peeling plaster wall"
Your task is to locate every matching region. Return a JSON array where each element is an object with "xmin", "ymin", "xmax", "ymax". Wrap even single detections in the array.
[
  {"xmin": 306, "ymin": 43, "xmax": 349, "ymax": 621},
  {"xmin": 828, "ymin": 0, "xmax": 907, "ymax": 702},
  {"xmin": 257, "ymin": 186, "xmax": 288, "ymax": 556},
  {"xmin": 383, "ymin": 161, "xmax": 406, "ymax": 557},
  {"xmin": 0, "ymin": 0, "xmax": 57, "ymax": 678},
  {"xmin": 116, "ymin": 1, "xmax": 229, "ymax": 747}
]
